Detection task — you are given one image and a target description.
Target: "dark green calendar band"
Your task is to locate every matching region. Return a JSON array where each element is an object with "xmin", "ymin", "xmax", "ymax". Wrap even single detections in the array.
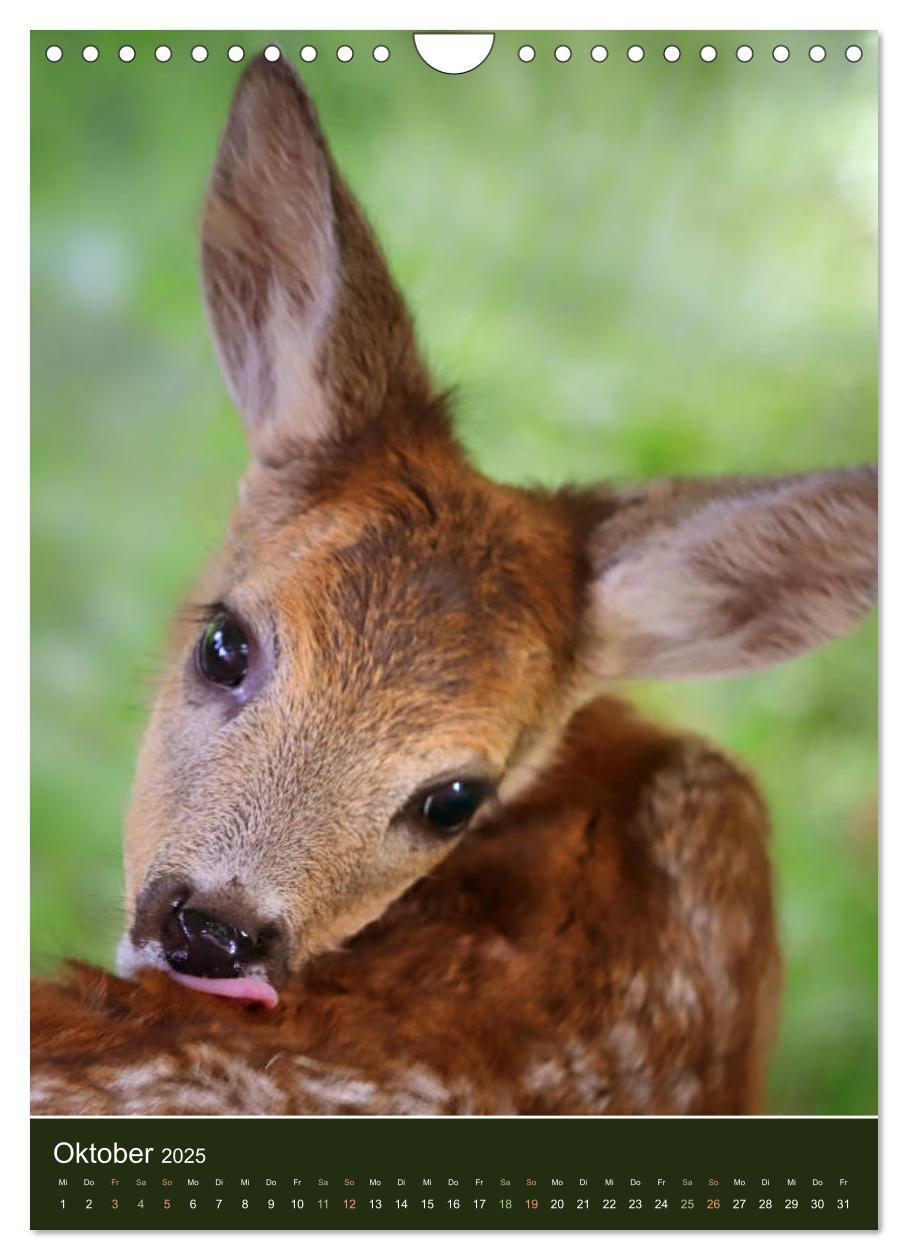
[{"xmin": 31, "ymin": 1116, "xmax": 877, "ymax": 1231}]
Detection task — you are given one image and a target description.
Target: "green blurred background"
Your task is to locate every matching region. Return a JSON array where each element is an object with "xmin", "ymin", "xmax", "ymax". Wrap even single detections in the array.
[{"xmin": 31, "ymin": 31, "xmax": 877, "ymax": 1113}]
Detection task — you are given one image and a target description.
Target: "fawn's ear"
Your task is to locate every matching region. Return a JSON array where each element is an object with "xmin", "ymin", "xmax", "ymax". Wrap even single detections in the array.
[
  {"xmin": 582, "ymin": 466, "xmax": 877, "ymax": 680},
  {"xmin": 201, "ymin": 55, "xmax": 429, "ymax": 463}
]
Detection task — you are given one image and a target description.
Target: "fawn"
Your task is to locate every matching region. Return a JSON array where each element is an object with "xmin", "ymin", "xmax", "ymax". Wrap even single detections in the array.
[{"xmin": 31, "ymin": 55, "xmax": 876, "ymax": 1116}]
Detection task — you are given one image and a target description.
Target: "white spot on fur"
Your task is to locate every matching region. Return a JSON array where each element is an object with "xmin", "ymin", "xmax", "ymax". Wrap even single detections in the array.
[
  {"xmin": 290, "ymin": 1056, "xmax": 379, "ymax": 1110},
  {"xmin": 394, "ymin": 1066, "xmax": 452, "ymax": 1107},
  {"xmin": 112, "ymin": 1062, "xmax": 174, "ymax": 1093},
  {"xmin": 666, "ymin": 967, "xmax": 699, "ymax": 1014},
  {"xmin": 565, "ymin": 1040, "xmax": 612, "ymax": 1108},
  {"xmin": 671, "ymin": 1071, "xmax": 700, "ymax": 1110},
  {"xmin": 524, "ymin": 1058, "xmax": 566, "ymax": 1093},
  {"xmin": 605, "ymin": 1022, "xmax": 652, "ymax": 1109},
  {"xmin": 626, "ymin": 972, "xmax": 647, "ymax": 1010}
]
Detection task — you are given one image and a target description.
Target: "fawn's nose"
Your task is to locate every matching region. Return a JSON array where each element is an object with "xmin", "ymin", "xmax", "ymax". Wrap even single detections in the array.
[
  {"xmin": 125, "ymin": 878, "xmax": 288, "ymax": 1006},
  {"xmin": 162, "ymin": 904, "xmax": 262, "ymax": 979},
  {"xmin": 137, "ymin": 882, "xmax": 286, "ymax": 984}
]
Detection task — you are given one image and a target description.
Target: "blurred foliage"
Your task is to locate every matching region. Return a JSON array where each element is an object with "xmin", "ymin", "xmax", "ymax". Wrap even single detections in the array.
[{"xmin": 31, "ymin": 31, "xmax": 877, "ymax": 1113}]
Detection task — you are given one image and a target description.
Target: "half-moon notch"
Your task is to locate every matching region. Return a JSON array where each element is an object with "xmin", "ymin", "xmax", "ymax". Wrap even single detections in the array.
[{"xmin": 414, "ymin": 33, "xmax": 495, "ymax": 75}]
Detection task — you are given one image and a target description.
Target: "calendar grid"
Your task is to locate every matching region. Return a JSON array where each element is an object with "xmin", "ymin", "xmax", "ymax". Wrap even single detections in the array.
[{"xmin": 31, "ymin": 1117, "xmax": 877, "ymax": 1230}]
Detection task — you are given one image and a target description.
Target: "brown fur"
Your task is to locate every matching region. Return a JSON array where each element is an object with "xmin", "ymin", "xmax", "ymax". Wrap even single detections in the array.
[{"xmin": 31, "ymin": 55, "xmax": 873, "ymax": 1116}]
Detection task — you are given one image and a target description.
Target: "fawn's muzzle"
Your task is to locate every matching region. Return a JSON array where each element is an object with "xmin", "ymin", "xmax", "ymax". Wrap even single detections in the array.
[{"xmin": 127, "ymin": 878, "xmax": 287, "ymax": 1008}]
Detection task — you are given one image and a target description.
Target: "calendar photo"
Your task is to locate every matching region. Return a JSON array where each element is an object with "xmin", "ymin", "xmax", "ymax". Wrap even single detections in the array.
[{"xmin": 30, "ymin": 27, "xmax": 878, "ymax": 1231}]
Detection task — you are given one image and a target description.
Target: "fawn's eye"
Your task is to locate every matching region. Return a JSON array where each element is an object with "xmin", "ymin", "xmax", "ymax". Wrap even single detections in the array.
[
  {"xmin": 196, "ymin": 611, "xmax": 250, "ymax": 688},
  {"xmin": 418, "ymin": 779, "xmax": 491, "ymax": 837}
]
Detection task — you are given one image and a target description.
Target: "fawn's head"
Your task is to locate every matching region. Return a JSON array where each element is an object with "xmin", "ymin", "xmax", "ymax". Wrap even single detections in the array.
[{"xmin": 119, "ymin": 57, "xmax": 876, "ymax": 1006}]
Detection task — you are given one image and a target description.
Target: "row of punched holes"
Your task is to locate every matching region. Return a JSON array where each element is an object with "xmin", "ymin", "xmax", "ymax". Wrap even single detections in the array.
[{"xmin": 45, "ymin": 41, "xmax": 865, "ymax": 65}]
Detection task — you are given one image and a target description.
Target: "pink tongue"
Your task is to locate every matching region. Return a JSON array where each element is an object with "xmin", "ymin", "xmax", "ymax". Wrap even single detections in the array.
[{"xmin": 168, "ymin": 971, "xmax": 279, "ymax": 1009}]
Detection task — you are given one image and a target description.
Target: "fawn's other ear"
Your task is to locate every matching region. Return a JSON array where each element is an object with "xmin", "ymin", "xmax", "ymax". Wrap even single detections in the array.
[
  {"xmin": 582, "ymin": 466, "xmax": 877, "ymax": 680},
  {"xmin": 201, "ymin": 55, "xmax": 429, "ymax": 463}
]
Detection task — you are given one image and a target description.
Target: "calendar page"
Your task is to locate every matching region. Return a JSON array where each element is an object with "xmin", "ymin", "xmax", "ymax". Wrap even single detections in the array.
[{"xmin": 30, "ymin": 28, "xmax": 878, "ymax": 1232}]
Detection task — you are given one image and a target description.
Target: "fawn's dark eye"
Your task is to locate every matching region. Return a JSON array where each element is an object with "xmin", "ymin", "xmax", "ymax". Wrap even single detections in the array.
[
  {"xmin": 196, "ymin": 611, "xmax": 250, "ymax": 688},
  {"xmin": 419, "ymin": 780, "xmax": 491, "ymax": 837}
]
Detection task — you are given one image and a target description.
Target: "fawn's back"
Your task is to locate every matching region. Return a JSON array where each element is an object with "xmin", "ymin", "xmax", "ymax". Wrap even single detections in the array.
[{"xmin": 31, "ymin": 55, "xmax": 874, "ymax": 1116}]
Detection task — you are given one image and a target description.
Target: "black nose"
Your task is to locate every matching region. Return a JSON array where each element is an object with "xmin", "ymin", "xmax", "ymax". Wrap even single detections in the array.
[{"xmin": 162, "ymin": 904, "xmax": 263, "ymax": 979}]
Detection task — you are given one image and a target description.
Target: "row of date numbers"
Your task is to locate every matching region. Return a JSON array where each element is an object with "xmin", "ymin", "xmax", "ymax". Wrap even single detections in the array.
[{"xmin": 60, "ymin": 1195, "xmax": 853, "ymax": 1212}]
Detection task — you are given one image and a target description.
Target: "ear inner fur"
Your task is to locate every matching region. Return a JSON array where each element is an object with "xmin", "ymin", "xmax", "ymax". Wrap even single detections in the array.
[
  {"xmin": 581, "ymin": 467, "xmax": 877, "ymax": 680},
  {"xmin": 201, "ymin": 54, "xmax": 431, "ymax": 464}
]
